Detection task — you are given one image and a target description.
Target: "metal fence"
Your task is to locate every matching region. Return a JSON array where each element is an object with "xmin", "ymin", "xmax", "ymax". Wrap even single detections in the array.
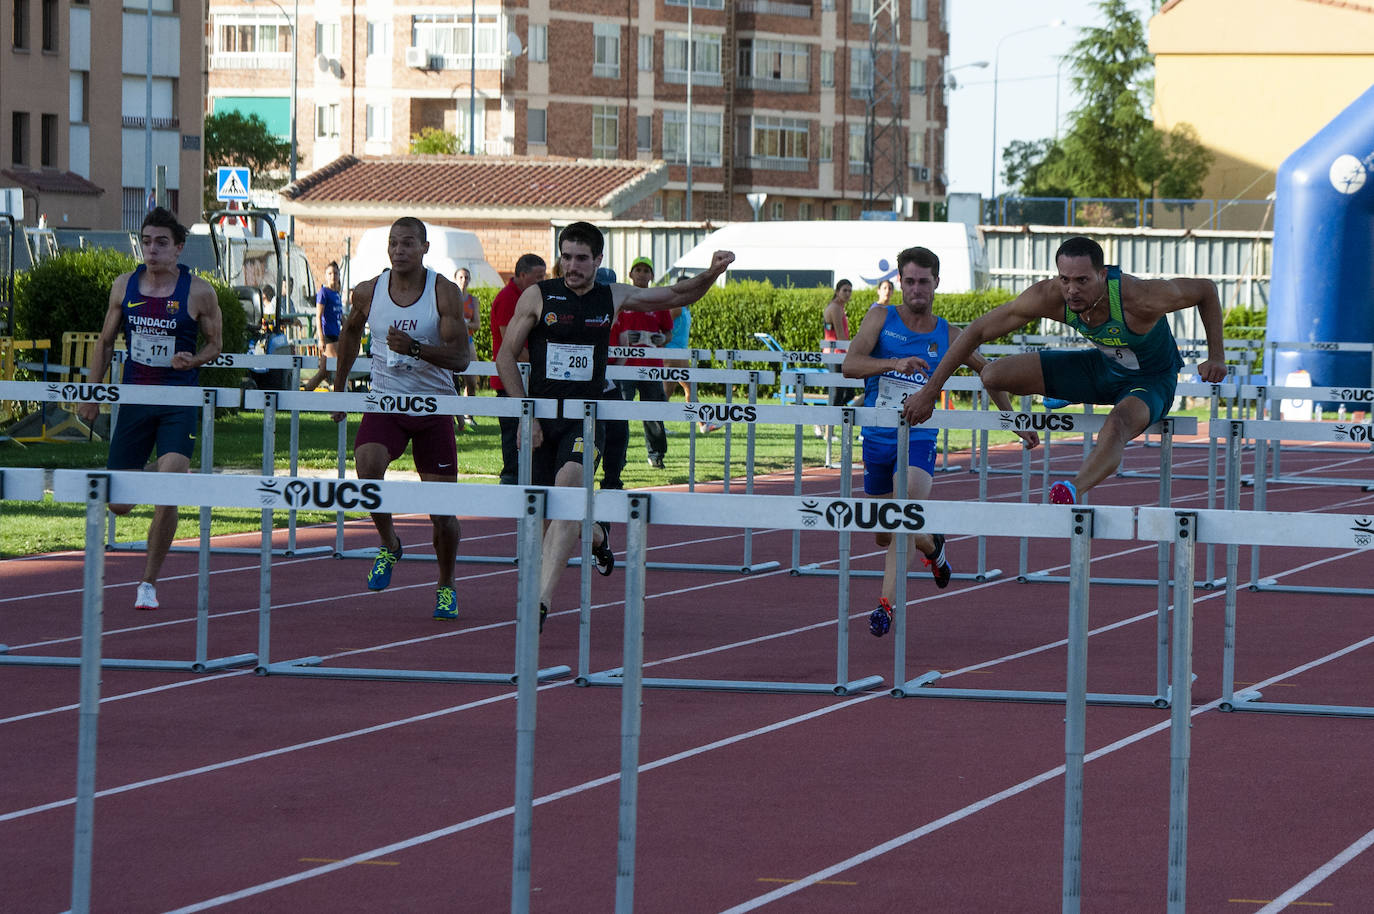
[{"xmin": 988, "ymin": 196, "xmax": 1275, "ymax": 232}]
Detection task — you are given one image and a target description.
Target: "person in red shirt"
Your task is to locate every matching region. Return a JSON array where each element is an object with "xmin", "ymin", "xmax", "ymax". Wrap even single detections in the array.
[
  {"xmin": 603, "ymin": 256, "xmax": 673, "ymax": 475},
  {"xmin": 489, "ymin": 253, "xmax": 547, "ymax": 483}
]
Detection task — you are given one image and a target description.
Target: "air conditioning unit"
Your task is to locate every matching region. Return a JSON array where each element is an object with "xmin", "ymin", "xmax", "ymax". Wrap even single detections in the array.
[
  {"xmin": 913, "ymin": 165, "xmax": 931, "ymax": 182},
  {"xmin": 404, "ymin": 46, "xmax": 429, "ymax": 69}
]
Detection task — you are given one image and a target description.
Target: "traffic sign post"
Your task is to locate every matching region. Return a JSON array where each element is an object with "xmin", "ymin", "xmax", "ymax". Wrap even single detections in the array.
[{"xmin": 215, "ymin": 166, "xmax": 251, "ymax": 203}]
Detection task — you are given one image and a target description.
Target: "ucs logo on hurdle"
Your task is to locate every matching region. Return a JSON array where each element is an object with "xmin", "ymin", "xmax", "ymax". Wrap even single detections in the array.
[
  {"xmin": 684, "ymin": 403, "xmax": 756, "ymax": 424},
  {"xmin": 1333, "ymin": 424, "xmax": 1373, "ymax": 442},
  {"xmin": 1353, "ymin": 517, "xmax": 1373, "ymax": 548},
  {"xmin": 799, "ymin": 498, "xmax": 926, "ymax": 532},
  {"xmin": 364, "ymin": 393, "xmax": 439, "ymax": 414},
  {"xmin": 49, "ymin": 383, "xmax": 120, "ymax": 403},
  {"xmin": 1331, "ymin": 388, "xmax": 1374, "ymax": 402},
  {"xmin": 636, "ymin": 367, "xmax": 691, "ymax": 382},
  {"xmin": 998, "ymin": 411, "xmax": 1075, "ymax": 432},
  {"xmin": 256, "ymin": 478, "xmax": 383, "ymax": 510}
]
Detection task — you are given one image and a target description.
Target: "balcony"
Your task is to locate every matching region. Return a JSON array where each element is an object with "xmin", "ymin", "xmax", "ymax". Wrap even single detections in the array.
[
  {"xmin": 738, "ymin": 0, "xmax": 813, "ymax": 17},
  {"xmin": 736, "ymin": 75, "xmax": 809, "ymax": 93},
  {"xmin": 122, "ymin": 116, "xmax": 180, "ymax": 130},
  {"xmin": 740, "ymin": 155, "xmax": 809, "ymax": 172},
  {"xmin": 210, "ymin": 52, "xmax": 290, "ymax": 71}
]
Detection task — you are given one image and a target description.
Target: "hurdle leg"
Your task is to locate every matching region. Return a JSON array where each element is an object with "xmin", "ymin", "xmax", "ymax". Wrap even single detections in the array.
[
  {"xmin": 510, "ymin": 489, "xmax": 546, "ymax": 913},
  {"xmin": 613, "ymin": 494, "xmax": 651, "ymax": 914},
  {"xmin": 194, "ymin": 391, "xmax": 215, "ymax": 668},
  {"xmin": 286, "ymin": 407, "xmax": 301, "ymax": 553},
  {"xmin": 333, "ymin": 416, "xmax": 348, "ymax": 556},
  {"xmin": 1061, "ymin": 507, "xmax": 1094, "ymax": 913},
  {"xmin": 577, "ymin": 401, "xmax": 598, "ymax": 683},
  {"xmin": 1154, "ymin": 422, "xmax": 1175, "ymax": 700},
  {"xmin": 69, "ymin": 473, "xmax": 109, "ymax": 914},
  {"xmin": 1166, "ymin": 513, "xmax": 1198, "ymax": 914}
]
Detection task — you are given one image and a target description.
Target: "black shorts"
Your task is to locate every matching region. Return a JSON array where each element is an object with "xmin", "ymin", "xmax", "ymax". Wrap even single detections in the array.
[
  {"xmin": 532, "ymin": 416, "xmax": 605, "ymax": 486},
  {"xmin": 107, "ymin": 404, "xmax": 197, "ymax": 469},
  {"xmin": 1039, "ymin": 349, "xmax": 1177, "ymax": 426}
]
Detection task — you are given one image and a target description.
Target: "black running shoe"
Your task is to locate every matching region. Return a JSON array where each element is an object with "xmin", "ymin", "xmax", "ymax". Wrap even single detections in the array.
[
  {"xmin": 922, "ymin": 533, "xmax": 952, "ymax": 589},
  {"xmin": 592, "ymin": 521, "xmax": 615, "ymax": 576}
]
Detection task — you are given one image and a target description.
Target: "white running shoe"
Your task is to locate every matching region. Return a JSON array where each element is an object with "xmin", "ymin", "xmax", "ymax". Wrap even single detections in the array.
[{"xmin": 134, "ymin": 582, "xmax": 159, "ymax": 611}]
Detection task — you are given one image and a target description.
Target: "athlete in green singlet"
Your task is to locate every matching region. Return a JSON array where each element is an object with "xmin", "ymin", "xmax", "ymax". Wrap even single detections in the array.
[{"xmin": 902, "ymin": 236, "xmax": 1228, "ymax": 505}]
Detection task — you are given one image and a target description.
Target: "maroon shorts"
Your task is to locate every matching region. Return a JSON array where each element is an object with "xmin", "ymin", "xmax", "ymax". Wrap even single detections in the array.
[{"xmin": 355, "ymin": 412, "xmax": 458, "ymax": 476}]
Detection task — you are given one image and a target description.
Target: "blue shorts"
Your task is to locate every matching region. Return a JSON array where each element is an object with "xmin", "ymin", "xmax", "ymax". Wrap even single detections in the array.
[
  {"xmin": 1039, "ymin": 349, "xmax": 1178, "ymax": 425},
  {"xmin": 862, "ymin": 434, "xmax": 937, "ymax": 495},
  {"xmin": 107, "ymin": 404, "xmax": 197, "ymax": 470}
]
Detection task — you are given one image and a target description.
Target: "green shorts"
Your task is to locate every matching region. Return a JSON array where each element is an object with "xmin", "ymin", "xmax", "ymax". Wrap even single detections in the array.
[{"xmin": 1039, "ymin": 349, "xmax": 1177, "ymax": 425}]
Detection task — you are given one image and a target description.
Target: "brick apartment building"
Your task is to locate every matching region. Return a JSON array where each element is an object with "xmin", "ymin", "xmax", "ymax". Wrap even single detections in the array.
[
  {"xmin": 207, "ymin": 0, "xmax": 952, "ymax": 268},
  {"xmin": 1, "ymin": 1, "xmax": 204, "ymax": 230}
]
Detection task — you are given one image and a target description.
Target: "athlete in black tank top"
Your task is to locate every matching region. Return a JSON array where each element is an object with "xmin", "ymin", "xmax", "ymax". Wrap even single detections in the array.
[{"xmin": 527, "ymin": 277, "xmax": 615, "ymax": 401}]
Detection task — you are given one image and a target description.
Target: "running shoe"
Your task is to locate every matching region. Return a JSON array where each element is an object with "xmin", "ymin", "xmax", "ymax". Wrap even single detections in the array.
[
  {"xmin": 1043, "ymin": 397, "xmax": 1074, "ymax": 409},
  {"xmin": 647, "ymin": 454, "xmax": 665, "ymax": 469},
  {"xmin": 539, "ymin": 603, "xmax": 549, "ymax": 634},
  {"xmin": 869, "ymin": 598, "xmax": 894, "ymax": 637},
  {"xmin": 367, "ymin": 540, "xmax": 403, "ymax": 591},
  {"xmin": 433, "ymin": 586, "xmax": 458, "ymax": 621},
  {"xmin": 134, "ymin": 581, "xmax": 159, "ymax": 611},
  {"xmin": 592, "ymin": 521, "xmax": 615, "ymax": 576},
  {"xmin": 922, "ymin": 533, "xmax": 952, "ymax": 589},
  {"xmin": 1049, "ymin": 481, "xmax": 1078, "ymax": 505}
]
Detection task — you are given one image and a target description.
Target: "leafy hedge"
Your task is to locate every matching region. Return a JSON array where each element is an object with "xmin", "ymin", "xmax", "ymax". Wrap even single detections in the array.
[{"xmin": 12, "ymin": 248, "xmax": 249, "ymax": 389}]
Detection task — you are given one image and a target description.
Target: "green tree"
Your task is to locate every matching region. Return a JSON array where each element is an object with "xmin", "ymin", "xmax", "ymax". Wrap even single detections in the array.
[
  {"xmin": 410, "ymin": 127, "xmax": 459, "ymax": 155},
  {"xmin": 203, "ymin": 111, "xmax": 290, "ymax": 211}
]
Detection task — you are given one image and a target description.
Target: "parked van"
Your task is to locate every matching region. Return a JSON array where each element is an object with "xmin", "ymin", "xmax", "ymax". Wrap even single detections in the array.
[
  {"xmin": 665, "ymin": 220, "xmax": 989, "ymax": 293},
  {"xmin": 346, "ymin": 223, "xmax": 503, "ymax": 291}
]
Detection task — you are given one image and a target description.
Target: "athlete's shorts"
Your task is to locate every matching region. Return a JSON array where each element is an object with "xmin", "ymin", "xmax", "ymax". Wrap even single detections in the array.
[
  {"xmin": 355, "ymin": 412, "xmax": 458, "ymax": 476},
  {"xmin": 862, "ymin": 433, "xmax": 938, "ymax": 495},
  {"xmin": 1039, "ymin": 349, "xmax": 1177, "ymax": 426},
  {"xmin": 532, "ymin": 416, "xmax": 605, "ymax": 486},
  {"xmin": 107, "ymin": 404, "xmax": 197, "ymax": 469}
]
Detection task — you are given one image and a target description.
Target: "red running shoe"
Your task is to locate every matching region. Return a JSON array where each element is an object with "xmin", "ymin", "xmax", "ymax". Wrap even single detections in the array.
[{"xmin": 1049, "ymin": 481, "xmax": 1078, "ymax": 505}]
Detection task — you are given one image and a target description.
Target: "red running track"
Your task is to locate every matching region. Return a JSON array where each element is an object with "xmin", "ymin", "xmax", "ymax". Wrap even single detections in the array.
[{"xmin": 2, "ymin": 436, "xmax": 1374, "ymax": 911}]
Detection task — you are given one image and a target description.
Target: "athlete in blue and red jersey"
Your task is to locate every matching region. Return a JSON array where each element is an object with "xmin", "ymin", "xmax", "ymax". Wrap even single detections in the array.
[
  {"xmin": 80, "ymin": 207, "xmax": 223, "ymax": 611},
  {"xmin": 903, "ymin": 236, "xmax": 1226, "ymax": 506}
]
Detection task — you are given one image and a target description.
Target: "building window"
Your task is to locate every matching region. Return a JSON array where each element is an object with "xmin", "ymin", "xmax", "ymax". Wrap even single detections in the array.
[
  {"xmin": 365, "ymin": 105, "xmax": 391, "ymax": 142},
  {"xmin": 769, "ymin": 200, "xmax": 785, "ymax": 220},
  {"xmin": 593, "ymin": 23, "xmax": 620, "ymax": 79},
  {"xmin": 820, "ymin": 51, "xmax": 834, "ymax": 88},
  {"xmin": 529, "ymin": 24, "xmax": 547, "ymax": 63},
  {"xmin": 909, "ymin": 129, "xmax": 924, "ymax": 165},
  {"xmin": 40, "ymin": 113, "xmax": 56, "ymax": 166},
  {"xmin": 637, "ymin": 115, "xmax": 652, "ymax": 152},
  {"xmin": 527, "ymin": 108, "xmax": 547, "ymax": 144},
  {"xmin": 11, "ymin": 112, "xmax": 29, "ymax": 165},
  {"xmin": 315, "ymin": 103, "xmax": 340, "ymax": 140},
  {"xmin": 736, "ymin": 39, "xmax": 809, "ymax": 92},
  {"xmin": 41, "ymin": 0, "xmax": 56, "ymax": 52},
  {"xmin": 638, "ymin": 33, "xmax": 653, "ymax": 72},
  {"xmin": 798, "ymin": 201, "xmax": 813, "ymax": 220},
  {"xmin": 667, "ymin": 0, "xmax": 724, "ymax": 8},
  {"xmin": 850, "ymin": 48, "xmax": 874, "ymax": 99},
  {"xmin": 664, "ymin": 33, "xmax": 723, "ymax": 86},
  {"xmin": 367, "ymin": 21, "xmax": 391, "ymax": 58},
  {"xmin": 411, "ymin": 13, "xmax": 501, "ymax": 70},
  {"xmin": 822, "ymin": 0, "xmax": 835, "ymax": 9},
  {"xmin": 316, "ymin": 22, "xmax": 342, "ymax": 59},
  {"xmin": 663, "ymin": 110, "xmax": 722, "ymax": 166},
  {"xmin": 71, "ymin": 72, "xmax": 90, "ymax": 124},
  {"xmin": 819, "ymin": 125, "xmax": 833, "ymax": 162},
  {"xmin": 212, "ymin": 13, "xmax": 292, "ymax": 70},
  {"xmin": 592, "ymin": 105, "xmax": 619, "ymax": 158},
  {"xmin": 748, "ymin": 116, "xmax": 809, "ymax": 170},
  {"xmin": 910, "ymin": 58, "xmax": 927, "ymax": 95},
  {"xmin": 848, "ymin": 123, "xmax": 867, "ymax": 174},
  {"xmin": 911, "ymin": 0, "xmax": 928, "ymax": 19},
  {"xmin": 665, "ymin": 195, "xmax": 683, "ymax": 220},
  {"xmin": 834, "ymin": 203, "xmax": 852, "ymax": 220},
  {"xmin": 12, "ymin": 0, "xmax": 29, "ymax": 50}
]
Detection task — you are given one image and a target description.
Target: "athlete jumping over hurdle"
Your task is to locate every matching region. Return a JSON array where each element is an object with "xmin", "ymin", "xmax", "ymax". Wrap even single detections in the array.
[
  {"xmin": 902, "ymin": 236, "xmax": 1228, "ymax": 506},
  {"xmin": 495, "ymin": 221, "xmax": 733, "ymax": 634},
  {"xmin": 843, "ymin": 245, "xmax": 1035, "ymax": 637}
]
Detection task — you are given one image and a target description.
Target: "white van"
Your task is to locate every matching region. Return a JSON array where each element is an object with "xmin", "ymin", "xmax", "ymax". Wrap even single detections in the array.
[
  {"xmin": 346, "ymin": 222, "xmax": 504, "ymax": 291},
  {"xmin": 665, "ymin": 220, "xmax": 989, "ymax": 293}
]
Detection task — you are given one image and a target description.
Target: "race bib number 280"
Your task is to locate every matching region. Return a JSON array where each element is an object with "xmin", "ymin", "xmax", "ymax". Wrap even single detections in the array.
[{"xmin": 548, "ymin": 342, "xmax": 594, "ymax": 381}]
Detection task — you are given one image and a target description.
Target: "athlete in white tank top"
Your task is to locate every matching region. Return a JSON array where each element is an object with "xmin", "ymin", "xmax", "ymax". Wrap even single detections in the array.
[{"xmin": 368, "ymin": 268, "xmax": 458, "ymax": 395}]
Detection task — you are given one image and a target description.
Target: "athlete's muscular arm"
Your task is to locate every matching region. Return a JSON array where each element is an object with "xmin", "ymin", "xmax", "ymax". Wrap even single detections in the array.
[
  {"xmin": 178, "ymin": 277, "xmax": 222, "ymax": 371},
  {"xmin": 330, "ymin": 279, "xmax": 374, "ymax": 420},
  {"xmin": 614, "ymin": 250, "xmax": 735, "ymax": 314},
  {"xmin": 902, "ymin": 280, "xmax": 1062, "ymax": 426},
  {"xmin": 841, "ymin": 308, "xmax": 929, "ymax": 379},
  {"xmin": 385, "ymin": 276, "xmax": 472, "ymax": 372},
  {"xmin": 494, "ymin": 284, "xmax": 544, "ymax": 447},
  {"xmin": 76, "ymin": 274, "xmax": 131, "ymax": 423},
  {"xmin": 1130, "ymin": 276, "xmax": 1227, "ymax": 383}
]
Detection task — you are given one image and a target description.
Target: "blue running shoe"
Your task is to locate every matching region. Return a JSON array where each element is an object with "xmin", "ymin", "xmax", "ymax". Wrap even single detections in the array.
[
  {"xmin": 1043, "ymin": 397, "xmax": 1074, "ymax": 409},
  {"xmin": 433, "ymin": 586, "xmax": 458, "ymax": 621},
  {"xmin": 869, "ymin": 598, "xmax": 894, "ymax": 637},
  {"xmin": 367, "ymin": 540, "xmax": 402, "ymax": 591}
]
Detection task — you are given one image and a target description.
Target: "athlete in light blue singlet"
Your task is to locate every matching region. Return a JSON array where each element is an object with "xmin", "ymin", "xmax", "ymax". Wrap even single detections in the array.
[{"xmin": 903, "ymin": 236, "xmax": 1227, "ymax": 507}]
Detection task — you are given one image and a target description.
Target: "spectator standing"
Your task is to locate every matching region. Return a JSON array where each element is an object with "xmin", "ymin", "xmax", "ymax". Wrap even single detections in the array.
[
  {"xmin": 489, "ymin": 253, "xmax": 546, "ymax": 484},
  {"xmin": 606, "ymin": 256, "xmax": 672, "ymax": 470},
  {"xmin": 303, "ymin": 260, "xmax": 343, "ymax": 391}
]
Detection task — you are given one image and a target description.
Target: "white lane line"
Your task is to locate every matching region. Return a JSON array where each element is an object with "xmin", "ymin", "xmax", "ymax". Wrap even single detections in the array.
[{"xmin": 1253, "ymin": 826, "xmax": 1374, "ymax": 913}]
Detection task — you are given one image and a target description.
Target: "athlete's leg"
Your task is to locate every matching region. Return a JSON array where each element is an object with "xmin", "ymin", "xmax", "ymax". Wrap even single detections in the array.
[
  {"xmin": 979, "ymin": 352, "xmax": 1048, "ymax": 397},
  {"xmin": 881, "ymin": 465, "xmax": 935, "ymax": 604},
  {"xmin": 538, "ymin": 458, "xmax": 597, "ymax": 608},
  {"xmin": 140, "ymin": 450, "xmax": 191, "ymax": 586},
  {"xmin": 356, "ymin": 441, "xmax": 399, "ymax": 552},
  {"xmin": 1070, "ymin": 395, "xmax": 1152, "ymax": 495}
]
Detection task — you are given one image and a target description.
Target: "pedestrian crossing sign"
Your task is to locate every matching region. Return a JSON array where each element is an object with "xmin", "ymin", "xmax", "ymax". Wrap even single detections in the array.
[{"xmin": 216, "ymin": 166, "xmax": 251, "ymax": 202}]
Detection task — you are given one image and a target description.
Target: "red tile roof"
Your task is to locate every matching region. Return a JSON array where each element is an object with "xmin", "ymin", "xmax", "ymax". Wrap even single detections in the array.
[
  {"xmin": 1160, "ymin": 0, "xmax": 1374, "ymax": 11},
  {"xmin": 281, "ymin": 155, "xmax": 667, "ymax": 215},
  {"xmin": 1, "ymin": 169, "xmax": 104, "ymax": 196}
]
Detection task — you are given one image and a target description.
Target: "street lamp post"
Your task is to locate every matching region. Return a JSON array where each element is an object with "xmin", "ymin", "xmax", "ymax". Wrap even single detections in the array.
[
  {"xmin": 244, "ymin": 0, "xmax": 298, "ymax": 235},
  {"xmin": 990, "ymin": 20, "xmax": 1063, "ymax": 203}
]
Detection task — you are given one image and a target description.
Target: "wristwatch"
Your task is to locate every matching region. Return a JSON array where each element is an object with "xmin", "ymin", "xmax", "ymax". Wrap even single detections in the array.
[{"xmin": 407, "ymin": 339, "xmax": 422, "ymax": 358}]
